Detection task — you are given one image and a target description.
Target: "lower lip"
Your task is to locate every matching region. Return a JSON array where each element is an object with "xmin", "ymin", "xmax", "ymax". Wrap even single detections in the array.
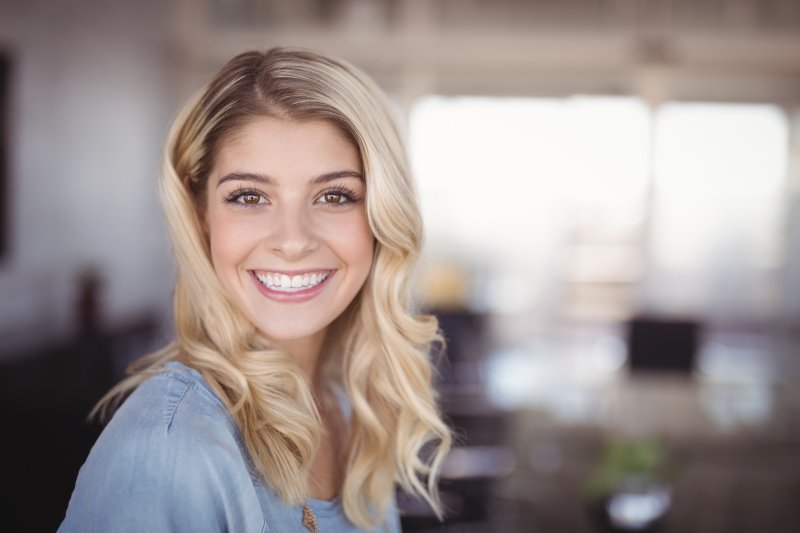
[{"xmin": 249, "ymin": 271, "xmax": 334, "ymax": 303}]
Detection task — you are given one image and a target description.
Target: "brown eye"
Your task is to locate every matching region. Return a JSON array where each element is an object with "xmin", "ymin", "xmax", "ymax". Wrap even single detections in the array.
[
  {"xmin": 223, "ymin": 189, "xmax": 267, "ymax": 206},
  {"xmin": 316, "ymin": 187, "xmax": 359, "ymax": 206}
]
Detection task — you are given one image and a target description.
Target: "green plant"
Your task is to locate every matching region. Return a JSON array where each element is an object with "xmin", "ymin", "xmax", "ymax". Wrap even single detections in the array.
[{"xmin": 585, "ymin": 439, "xmax": 672, "ymax": 499}]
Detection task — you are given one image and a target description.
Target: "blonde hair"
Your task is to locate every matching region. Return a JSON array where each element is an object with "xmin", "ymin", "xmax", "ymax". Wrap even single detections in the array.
[{"xmin": 96, "ymin": 48, "xmax": 451, "ymax": 528}]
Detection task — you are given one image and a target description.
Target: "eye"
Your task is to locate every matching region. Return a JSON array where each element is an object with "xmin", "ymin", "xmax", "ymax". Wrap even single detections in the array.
[
  {"xmin": 239, "ymin": 193, "xmax": 264, "ymax": 205},
  {"xmin": 224, "ymin": 189, "xmax": 267, "ymax": 206},
  {"xmin": 319, "ymin": 192, "xmax": 347, "ymax": 204},
  {"xmin": 316, "ymin": 186, "xmax": 361, "ymax": 206}
]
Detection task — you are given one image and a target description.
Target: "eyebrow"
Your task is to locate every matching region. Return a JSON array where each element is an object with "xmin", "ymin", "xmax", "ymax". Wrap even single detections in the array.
[{"xmin": 216, "ymin": 170, "xmax": 363, "ymax": 188}]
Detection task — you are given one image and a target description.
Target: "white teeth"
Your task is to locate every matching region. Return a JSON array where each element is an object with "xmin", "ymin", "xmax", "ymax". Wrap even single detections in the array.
[{"xmin": 255, "ymin": 271, "xmax": 329, "ymax": 293}]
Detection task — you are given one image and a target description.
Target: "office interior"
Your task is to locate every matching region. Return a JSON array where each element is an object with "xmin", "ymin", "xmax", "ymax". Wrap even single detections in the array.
[{"xmin": 1, "ymin": 0, "xmax": 799, "ymax": 531}]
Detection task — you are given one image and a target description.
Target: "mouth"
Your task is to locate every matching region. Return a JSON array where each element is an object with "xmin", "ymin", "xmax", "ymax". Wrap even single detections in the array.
[{"xmin": 252, "ymin": 270, "xmax": 332, "ymax": 293}]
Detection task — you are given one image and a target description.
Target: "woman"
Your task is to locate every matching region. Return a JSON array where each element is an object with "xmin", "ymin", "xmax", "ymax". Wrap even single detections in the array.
[{"xmin": 59, "ymin": 48, "xmax": 451, "ymax": 532}]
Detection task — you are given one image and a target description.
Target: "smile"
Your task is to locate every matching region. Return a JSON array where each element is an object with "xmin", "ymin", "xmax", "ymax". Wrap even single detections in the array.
[{"xmin": 253, "ymin": 271, "xmax": 330, "ymax": 293}]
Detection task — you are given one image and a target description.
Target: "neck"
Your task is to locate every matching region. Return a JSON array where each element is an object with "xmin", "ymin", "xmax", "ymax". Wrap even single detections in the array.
[{"xmin": 273, "ymin": 331, "xmax": 327, "ymax": 390}]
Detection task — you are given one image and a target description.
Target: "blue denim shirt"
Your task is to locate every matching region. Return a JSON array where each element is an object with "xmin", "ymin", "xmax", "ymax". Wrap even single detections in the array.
[{"xmin": 59, "ymin": 362, "xmax": 400, "ymax": 533}]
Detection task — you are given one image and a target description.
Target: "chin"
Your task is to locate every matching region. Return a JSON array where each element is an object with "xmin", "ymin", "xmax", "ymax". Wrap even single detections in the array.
[{"xmin": 255, "ymin": 321, "xmax": 328, "ymax": 350}]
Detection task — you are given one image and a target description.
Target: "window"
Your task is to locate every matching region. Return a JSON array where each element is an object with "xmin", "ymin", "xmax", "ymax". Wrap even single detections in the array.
[
  {"xmin": 410, "ymin": 96, "xmax": 789, "ymax": 324},
  {"xmin": 410, "ymin": 95, "xmax": 650, "ymax": 319},
  {"xmin": 646, "ymin": 102, "xmax": 788, "ymax": 321}
]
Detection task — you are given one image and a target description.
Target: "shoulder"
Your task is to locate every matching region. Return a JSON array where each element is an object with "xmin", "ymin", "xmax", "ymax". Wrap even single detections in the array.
[
  {"xmin": 59, "ymin": 363, "xmax": 265, "ymax": 533},
  {"xmin": 112, "ymin": 361, "xmax": 234, "ymax": 443},
  {"xmin": 96, "ymin": 362, "xmax": 243, "ymax": 476}
]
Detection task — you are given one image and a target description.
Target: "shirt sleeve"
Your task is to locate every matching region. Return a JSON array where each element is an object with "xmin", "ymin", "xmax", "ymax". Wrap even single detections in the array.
[{"xmin": 58, "ymin": 373, "xmax": 265, "ymax": 533}]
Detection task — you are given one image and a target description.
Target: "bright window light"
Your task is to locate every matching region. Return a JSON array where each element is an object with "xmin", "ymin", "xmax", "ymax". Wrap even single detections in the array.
[
  {"xmin": 410, "ymin": 96, "xmax": 650, "ymax": 313},
  {"xmin": 648, "ymin": 103, "xmax": 788, "ymax": 318}
]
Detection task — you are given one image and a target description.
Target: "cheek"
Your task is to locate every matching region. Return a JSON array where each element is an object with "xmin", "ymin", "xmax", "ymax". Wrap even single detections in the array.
[
  {"xmin": 320, "ymin": 214, "xmax": 374, "ymax": 276},
  {"xmin": 206, "ymin": 210, "xmax": 254, "ymax": 280}
]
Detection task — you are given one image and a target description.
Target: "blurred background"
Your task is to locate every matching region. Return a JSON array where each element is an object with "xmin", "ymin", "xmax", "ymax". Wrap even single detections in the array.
[{"xmin": 1, "ymin": 0, "xmax": 799, "ymax": 531}]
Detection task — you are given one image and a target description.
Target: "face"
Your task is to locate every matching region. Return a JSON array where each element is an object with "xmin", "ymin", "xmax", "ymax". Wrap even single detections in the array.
[{"xmin": 205, "ymin": 117, "xmax": 374, "ymax": 357}]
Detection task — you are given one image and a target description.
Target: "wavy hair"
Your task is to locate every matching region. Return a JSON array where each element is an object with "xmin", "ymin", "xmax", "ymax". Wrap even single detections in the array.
[{"xmin": 95, "ymin": 48, "xmax": 451, "ymax": 528}]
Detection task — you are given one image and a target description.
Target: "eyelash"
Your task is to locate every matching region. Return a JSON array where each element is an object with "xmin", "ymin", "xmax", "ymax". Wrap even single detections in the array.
[
  {"xmin": 223, "ymin": 188, "xmax": 265, "ymax": 206},
  {"xmin": 318, "ymin": 186, "xmax": 362, "ymax": 205},
  {"xmin": 222, "ymin": 186, "xmax": 363, "ymax": 207}
]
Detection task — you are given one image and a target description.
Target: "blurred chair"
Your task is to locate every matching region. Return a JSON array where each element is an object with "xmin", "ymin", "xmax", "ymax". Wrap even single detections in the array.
[{"xmin": 627, "ymin": 317, "xmax": 700, "ymax": 375}]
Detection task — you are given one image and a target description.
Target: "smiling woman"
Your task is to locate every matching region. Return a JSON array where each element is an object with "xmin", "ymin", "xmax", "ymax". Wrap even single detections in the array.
[{"xmin": 58, "ymin": 49, "xmax": 451, "ymax": 533}]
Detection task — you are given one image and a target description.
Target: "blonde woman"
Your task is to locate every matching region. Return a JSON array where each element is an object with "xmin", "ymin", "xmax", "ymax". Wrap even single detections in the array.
[{"xmin": 59, "ymin": 48, "xmax": 451, "ymax": 532}]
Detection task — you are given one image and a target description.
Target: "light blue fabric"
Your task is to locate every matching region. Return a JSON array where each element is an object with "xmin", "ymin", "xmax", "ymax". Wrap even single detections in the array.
[{"xmin": 59, "ymin": 362, "xmax": 401, "ymax": 533}]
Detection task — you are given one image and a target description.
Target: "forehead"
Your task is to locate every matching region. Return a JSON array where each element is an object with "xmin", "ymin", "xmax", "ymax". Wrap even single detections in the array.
[{"xmin": 212, "ymin": 117, "xmax": 361, "ymax": 179}]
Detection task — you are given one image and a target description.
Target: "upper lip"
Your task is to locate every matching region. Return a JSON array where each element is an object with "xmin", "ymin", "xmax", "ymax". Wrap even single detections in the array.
[{"xmin": 250, "ymin": 268, "xmax": 334, "ymax": 275}]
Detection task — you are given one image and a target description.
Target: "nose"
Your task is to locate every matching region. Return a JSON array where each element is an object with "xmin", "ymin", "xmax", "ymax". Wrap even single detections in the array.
[{"xmin": 266, "ymin": 204, "xmax": 318, "ymax": 261}]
